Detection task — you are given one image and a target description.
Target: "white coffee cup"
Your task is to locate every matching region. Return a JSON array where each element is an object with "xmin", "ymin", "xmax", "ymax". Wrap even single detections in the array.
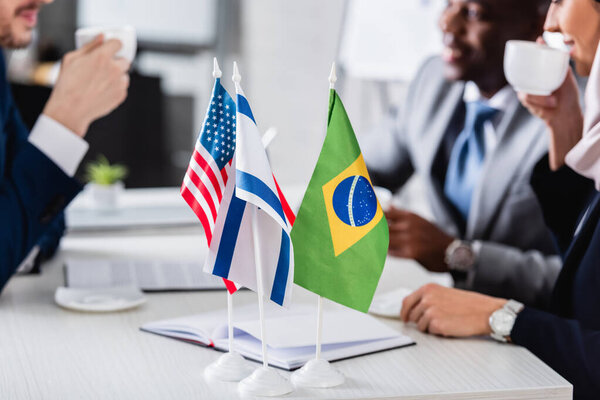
[
  {"xmin": 75, "ymin": 26, "xmax": 137, "ymax": 63},
  {"xmin": 504, "ymin": 40, "xmax": 570, "ymax": 96},
  {"xmin": 374, "ymin": 186, "xmax": 393, "ymax": 212}
]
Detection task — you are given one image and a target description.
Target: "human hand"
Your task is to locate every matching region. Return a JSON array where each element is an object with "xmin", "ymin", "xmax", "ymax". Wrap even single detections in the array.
[
  {"xmin": 385, "ymin": 207, "xmax": 454, "ymax": 272},
  {"xmin": 400, "ymin": 283, "xmax": 506, "ymax": 337},
  {"xmin": 43, "ymin": 35, "xmax": 131, "ymax": 137},
  {"xmin": 517, "ymin": 38, "xmax": 583, "ymax": 171}
]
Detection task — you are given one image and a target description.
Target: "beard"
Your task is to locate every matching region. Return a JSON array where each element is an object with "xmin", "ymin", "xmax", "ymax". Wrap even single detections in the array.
[{"xmin": 0, "ymin": 27, "xmax": 33, "ymax": 49}]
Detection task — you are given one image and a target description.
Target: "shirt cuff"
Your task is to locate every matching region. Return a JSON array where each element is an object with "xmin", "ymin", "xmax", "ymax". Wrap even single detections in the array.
[
  {"xmin": 16, "ymin": 245, "xmax": 40, "ymax": 275},
  {"xmin": 28, "ymin": 115, "xmax": 89, "ymax": 177},
  {"xmin": 465, "ymin": 240, "xmax": 482, "ymax": 287}
]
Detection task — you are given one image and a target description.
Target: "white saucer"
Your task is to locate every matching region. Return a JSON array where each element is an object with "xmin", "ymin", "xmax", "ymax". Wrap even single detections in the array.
[
  {"xmin": 55, "ymin": 286, "xmax": 146, "ymax": 312},
  {"xmin": 369, "ymin": 287, "xmax": 412, "ymax": 318}
]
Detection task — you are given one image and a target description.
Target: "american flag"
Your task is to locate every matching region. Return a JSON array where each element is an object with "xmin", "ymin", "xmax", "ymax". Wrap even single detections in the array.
[
  {"xmin": 181, "ymin": 77, "xmax": 239, "ymax": 293},
  {"xmin": 203, "ymin": 77, "xmax": 295, "ymax": 307}
]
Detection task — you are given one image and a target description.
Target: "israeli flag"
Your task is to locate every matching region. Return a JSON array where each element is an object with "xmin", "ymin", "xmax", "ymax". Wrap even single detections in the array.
[{"xmin": 203, "ymin": 77, "xmax": 294, "ymax": 307}]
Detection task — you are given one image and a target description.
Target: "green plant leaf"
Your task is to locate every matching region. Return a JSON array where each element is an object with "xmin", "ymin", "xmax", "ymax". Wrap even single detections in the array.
[{"xmin": 85, "ymin": 155, "xmax": 129, "ymax": 185}]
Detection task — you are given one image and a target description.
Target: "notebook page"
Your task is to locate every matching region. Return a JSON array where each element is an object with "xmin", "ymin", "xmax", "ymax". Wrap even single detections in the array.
[{"xmin": 233, "ymin": 307, "xmax": 403, "ymax": 348}]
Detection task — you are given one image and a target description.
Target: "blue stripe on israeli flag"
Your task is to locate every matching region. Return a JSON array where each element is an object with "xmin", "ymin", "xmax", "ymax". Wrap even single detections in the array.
[
  {"xmin": 236, "ymin": 170, "xmax": 287, "ymax": 227},
  {"xmin": 237, "ymin": 94, "xmax": 255, "ymax": 124},
  {"xmin": 270, "ymin": 230, "xmax": 291, "ymax": 305},
  {"xmin": 212, "ymin": 194, "xmax": 246, "ymax": 278}
]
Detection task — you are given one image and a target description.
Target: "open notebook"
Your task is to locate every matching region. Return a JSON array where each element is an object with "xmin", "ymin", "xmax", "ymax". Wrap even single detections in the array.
[{"xmin": 141, "ymin": 303, "xmax": 414, "ymax": 370}]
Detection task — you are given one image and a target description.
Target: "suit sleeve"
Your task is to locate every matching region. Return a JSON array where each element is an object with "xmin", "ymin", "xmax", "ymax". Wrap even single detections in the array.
[
  {"xmin": 361, "ymin": 59, "xmax": 440, "ymax": 191},
  {"xmin": 530, "ymin": 154, "xmax": 594, "ymax": 255},
  {"xmin": 361, "ymin": 108, "xmax": 414, "ymax": 191},
  {"xmin": 465, "ymin": 244, "xmax": 561, "ymax": 309},
  {"xmin": 512, "ymin": 307, "xmax": 600, "ymax": 398},
  {"xmin": 0, "ymin": 134, "xmax": 81, "ymax": 291},
  {"xmin": 0, "ymin": 60, "xmax": 81, "ymax": 291},
  {"xmin": 460, "ymin": 156, "xmax": 594, "ymax": 308}
]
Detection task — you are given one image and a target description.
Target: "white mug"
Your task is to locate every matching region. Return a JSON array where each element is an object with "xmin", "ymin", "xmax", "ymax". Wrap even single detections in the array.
[
  {"xmin": 75, "ymin": 26, "xmax": 137, "ymax": 63},
  {"xmin": 504, "ymin": 40, "xmax": 570, "ymax": 96},
  {"xmin": 374, "ymin": 186, "xmax": 393, "ymax": 212}
]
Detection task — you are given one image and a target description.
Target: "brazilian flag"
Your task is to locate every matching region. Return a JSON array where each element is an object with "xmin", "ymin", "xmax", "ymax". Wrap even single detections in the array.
[{"xmin": 291, "ymin": 89, "xmax": 389, "ymax": 312}]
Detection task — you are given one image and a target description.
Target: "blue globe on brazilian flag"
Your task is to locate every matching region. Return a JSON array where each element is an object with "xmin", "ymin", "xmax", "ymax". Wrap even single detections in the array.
[
  {"xmin": 324, "ymin": 155, "xmax": 384, "ymax": 257},
  {"xmin": 291, "ymin": 90, "xmax": 389, "ymax": 313}
]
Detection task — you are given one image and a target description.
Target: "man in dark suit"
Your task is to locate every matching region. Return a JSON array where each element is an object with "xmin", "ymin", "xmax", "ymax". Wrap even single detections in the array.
[{"xmin": 0, "ymin": 0, "xmax": 130, "ymax": 291}]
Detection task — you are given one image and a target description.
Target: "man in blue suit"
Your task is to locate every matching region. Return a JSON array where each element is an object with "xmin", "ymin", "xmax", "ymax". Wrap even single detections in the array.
[{"xmin": 0, "ymin": 0, "xmax": 130, "ymax": 291}]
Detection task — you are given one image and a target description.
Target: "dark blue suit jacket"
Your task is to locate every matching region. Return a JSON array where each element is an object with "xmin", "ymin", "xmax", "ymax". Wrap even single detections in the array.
[
  {"xmin": 512, "ymin": 156, "xmax": 600, "ymax": 399},
  {"xmin": 0, "ymin": 52, "xmax": 81, "ymax": 292}
]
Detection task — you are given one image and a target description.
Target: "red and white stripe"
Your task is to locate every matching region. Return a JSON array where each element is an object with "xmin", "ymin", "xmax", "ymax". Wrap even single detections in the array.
[
  {"xmin": 181, "ymin": 136, "xmax": 239, "ymax": 293},
  {"xmin": 181, "ymin": 142, "xmax": 231, "ymax": 244}
]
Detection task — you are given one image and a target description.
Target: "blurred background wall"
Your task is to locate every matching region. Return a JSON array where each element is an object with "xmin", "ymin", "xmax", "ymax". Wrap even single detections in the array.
[{"xmin": 4, "ymin": 0, "xmax": 444, "ymax": 192}]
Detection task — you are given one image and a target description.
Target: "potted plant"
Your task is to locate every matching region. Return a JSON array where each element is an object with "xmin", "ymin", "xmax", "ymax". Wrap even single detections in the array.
[{"xmin": 84, "ymin": 155, "xmax": 128, "ymax": 210}]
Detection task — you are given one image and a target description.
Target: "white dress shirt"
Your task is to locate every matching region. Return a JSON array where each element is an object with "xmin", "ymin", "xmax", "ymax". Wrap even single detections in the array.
[
  {"xmin": 459, "ymin": 82, "xmax": 518, "ymax": 279},
  {"xmin": 462, "ymin": 81, "xmax": 516, "ymax": 157},
  {"xmin": 16, "ymin": 115, "xmax": 89, "ymax": 274},
  {"xmin": 28, "ymin": 114, "xmax": 89, "ymax": 177}
]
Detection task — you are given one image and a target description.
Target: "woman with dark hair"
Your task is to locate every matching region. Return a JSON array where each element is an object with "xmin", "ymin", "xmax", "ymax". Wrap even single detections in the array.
[{"xmin": 400, "ymin": 1, "xmax": 600, "ymax": 398}]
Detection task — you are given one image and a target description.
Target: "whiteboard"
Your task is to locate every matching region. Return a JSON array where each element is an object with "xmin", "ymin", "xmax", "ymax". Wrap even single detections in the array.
[
  {"xmin": 338, "ymin": 0, "xmax": 445, "ymax": 82},
  {"xmin": 77, "ymin": 0, "xmax": 217, "ymax": 46}
]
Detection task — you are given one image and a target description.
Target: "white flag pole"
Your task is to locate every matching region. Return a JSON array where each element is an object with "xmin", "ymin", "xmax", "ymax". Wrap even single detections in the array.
[
  {"xmin": 234, "ymin": 61, "xmax": 293, "ymax": 397},
  {"xmin": 313, "ymin": 62, "xmax": 337, "ymax": 362},
  {"xmin": 213, "ymin": 56, "xmax": 235, "ymax": 354},
  {"xmin": 316, "ymin": 295, "xmax": 323, "ymax": 360},
  {"xmin": 291, "ymin": 62, "xmax": 345, "ymax": 389},
  {"xmin": 252, "ymin": 207, "xmax": 269, "ymax": 368},
  {"xmin": 227, "ymin": 290, "xmax": 234, "ymax": 353},
  {"xmin": 203, "ymin": 58, "xmax": 251, "ymax": 383},
  {"xmin": 213, "ymin": 56, "xmax": 222, "ymax": 79},
  {"xmin": 329, "ymin": 61, "xmax": 337, "ymax": 89}
]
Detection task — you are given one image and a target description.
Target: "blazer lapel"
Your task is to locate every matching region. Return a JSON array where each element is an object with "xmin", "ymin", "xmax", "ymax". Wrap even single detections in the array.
[
  {"xmin": 466, "ymin": 101, "xmax": 545, "ymax": 238},
  {"xmin": 423, "ymin": 82, "xmax": 465, "ymax": 173},
  {"xmin": 552, "ymin": 193, "xmax": 600, "ymax": 315},
  {"xmin": 0, "ymin": 112, "xmax": 5, "ymax": 179},
  {"xmin": 424, "ymin": 82, "xmax": 466, "ymax": 235}
]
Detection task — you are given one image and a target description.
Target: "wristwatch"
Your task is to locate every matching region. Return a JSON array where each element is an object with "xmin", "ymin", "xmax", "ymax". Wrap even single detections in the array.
[
  {"xmin": 444, "ymin": 239, "xmax": 476, "ymax": 271},
  {"xmin": 489, "ymin": 299, "xmax": 524, "ymax": 342}
]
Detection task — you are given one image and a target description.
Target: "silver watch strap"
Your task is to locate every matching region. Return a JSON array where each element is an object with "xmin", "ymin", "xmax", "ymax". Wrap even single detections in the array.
[{"xmin": 504, "ymin": 299, "xmax": 524, "ymax": 315}]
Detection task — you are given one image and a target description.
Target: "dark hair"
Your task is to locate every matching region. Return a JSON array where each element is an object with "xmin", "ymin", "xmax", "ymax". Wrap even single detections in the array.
[{"xmin": 535, "ymin": 0, "xmax": 550, "ymax": 16}]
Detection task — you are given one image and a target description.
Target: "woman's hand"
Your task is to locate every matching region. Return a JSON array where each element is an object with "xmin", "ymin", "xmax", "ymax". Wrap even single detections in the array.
[
  {"xmin": 400, "ymin": 283, "xmax": 506, "ymax": 337},
  {"xmin": 518, "ymin": 68, "xmax": 583, "ymax": 170}
]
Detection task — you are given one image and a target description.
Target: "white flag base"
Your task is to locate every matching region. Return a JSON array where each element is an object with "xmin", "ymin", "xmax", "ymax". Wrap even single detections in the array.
[
  {"xmin": 204, "ymin": 352, "xmax": 252, "ymax": 382},
  {"xmin": 238, "ymin": 366, "xmax": 294, "ymax": 396},
  {"xmin": 291, "ymin": 359, "xmax": 345, "ymax": 388}
]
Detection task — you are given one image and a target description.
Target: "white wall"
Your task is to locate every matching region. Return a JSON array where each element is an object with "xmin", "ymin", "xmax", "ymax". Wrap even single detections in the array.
[{"xmin": 239, "ymin": 0, "xmax": 346, "ymax": 186}]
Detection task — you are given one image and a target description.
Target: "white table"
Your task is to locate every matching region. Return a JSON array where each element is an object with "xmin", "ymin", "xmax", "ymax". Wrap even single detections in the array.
[{"xmin": 0, "ymin": 189, "xmax": 572, "ymax": 400}]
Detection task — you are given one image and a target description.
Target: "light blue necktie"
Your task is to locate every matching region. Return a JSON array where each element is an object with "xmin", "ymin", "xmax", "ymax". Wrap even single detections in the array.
[{"xmin": 444, "ymin": 101, "xmax": 498, "ymax": 220}]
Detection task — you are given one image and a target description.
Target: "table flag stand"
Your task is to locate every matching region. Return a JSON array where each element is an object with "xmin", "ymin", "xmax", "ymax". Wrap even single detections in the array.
[
  {"xmin": 291, "ymin": 63, "xmax": 346, "ymax": 389},
  {"xmin": 203, "ymin": 57, "xmax": 252, "ymax": 383},
  {"xmin": 237, "ymin": 120, "xmax": 293, "ymax": 397},
  {"xmin": 291, "ymin": 295, "xmax": 345, "ymax": 388},
  {"xmin": 204, "ymin": 291, "xmax": 252, "ymax": 382}
]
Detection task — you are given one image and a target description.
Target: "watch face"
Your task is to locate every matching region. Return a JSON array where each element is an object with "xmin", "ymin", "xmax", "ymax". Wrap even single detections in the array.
[
  {"xmin": 454, "ymin": 247, "xmax": 474, "ymax": 264},
  {"xmin": 491, "ymin": 310, "xmax": 515, "ymax": 337},
  {"xmin": 450, "ymin": 244, "xmax": 475, "ymax": 271}
]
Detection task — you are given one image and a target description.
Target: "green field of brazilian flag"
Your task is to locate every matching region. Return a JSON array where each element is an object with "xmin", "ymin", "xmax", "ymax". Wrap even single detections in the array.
[{"xmin": 291, "ymin": 89, "xmax": 389, "ymax": 313}]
